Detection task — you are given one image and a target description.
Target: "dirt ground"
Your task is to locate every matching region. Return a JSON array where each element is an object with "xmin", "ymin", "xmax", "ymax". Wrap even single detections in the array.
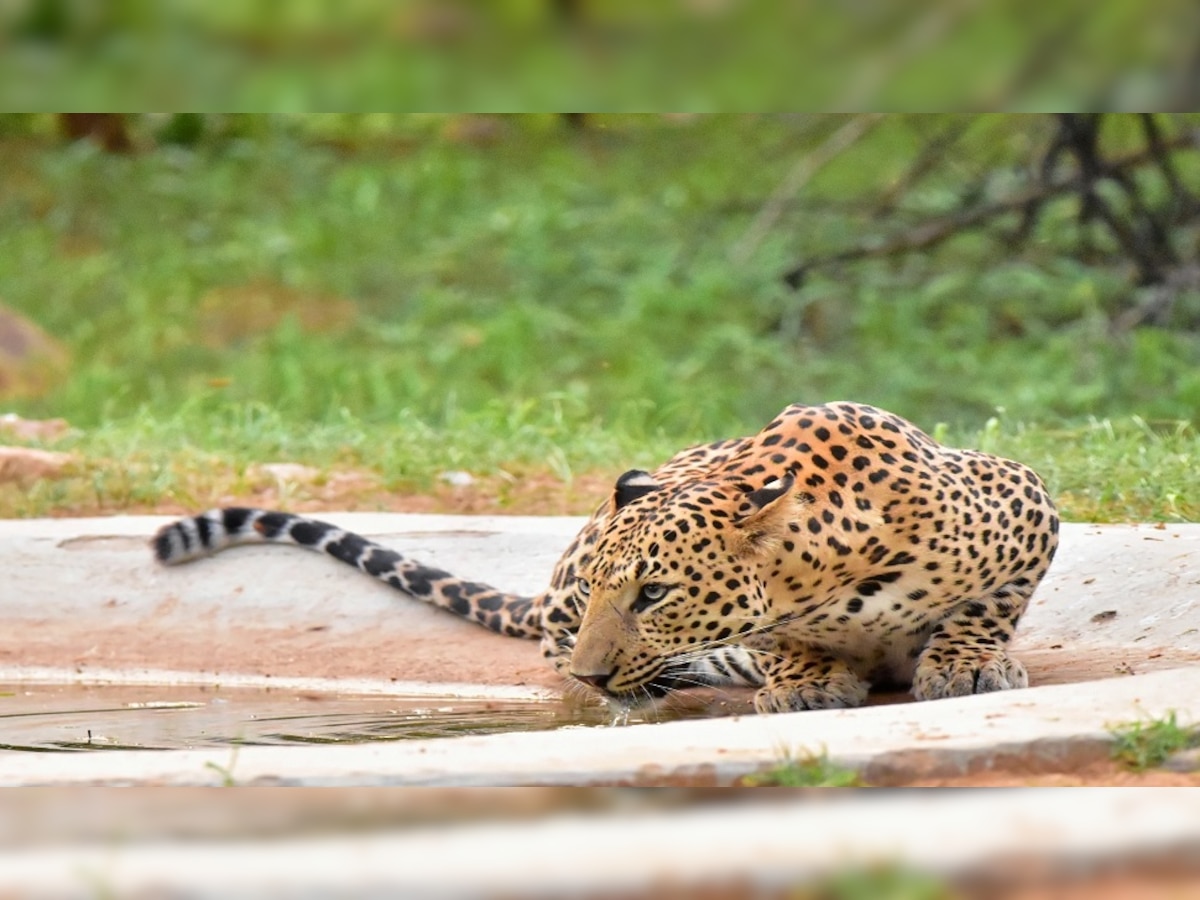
[{"xmin": 45, "ymin": 468, "xmax": 618, "ymax": 519}]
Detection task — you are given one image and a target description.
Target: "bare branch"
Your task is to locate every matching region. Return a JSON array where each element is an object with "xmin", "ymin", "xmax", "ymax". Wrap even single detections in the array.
[
  {"xmin": 1142, "ymin": 113, "xmax": 1196, "ymax": 224},
  {"xmin": 782, "ymin": 127, "xmax": 1200, "ymax": 290}
]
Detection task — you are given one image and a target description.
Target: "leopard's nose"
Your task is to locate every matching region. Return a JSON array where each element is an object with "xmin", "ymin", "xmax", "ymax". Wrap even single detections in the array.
[{"xmin": 572, "ymin": 671, "xmax": 612, "ymax": 691}]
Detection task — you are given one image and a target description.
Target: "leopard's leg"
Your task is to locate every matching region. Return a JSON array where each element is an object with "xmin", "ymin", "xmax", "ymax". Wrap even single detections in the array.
[
  {"xmin": 912, "ymin": 579, "xmax": 1036, "ymax": 701},
  {"xmin": 539, "ymin": 590, "xmax": 584, "ymax": 679},
  {"xmin": 748, "ymin": 635, "xmax": 869, "ymax": 713}
]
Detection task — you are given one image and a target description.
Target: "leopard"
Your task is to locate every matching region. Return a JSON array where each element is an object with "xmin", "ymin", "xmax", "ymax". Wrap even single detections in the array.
[{"xmin": 153, "ymin": 401, "xmax": 1059, "ymax": 715}]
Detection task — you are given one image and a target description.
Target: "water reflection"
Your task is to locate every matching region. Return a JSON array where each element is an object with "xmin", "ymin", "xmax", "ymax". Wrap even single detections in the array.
[{"xmin": 0, "ymin": 683, "xmax": 737, "ymax": 752}]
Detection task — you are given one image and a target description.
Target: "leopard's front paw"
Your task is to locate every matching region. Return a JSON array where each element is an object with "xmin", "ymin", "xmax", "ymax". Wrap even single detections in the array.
[
  {"xmin": 753, "ymin": 672, "xmax": 869, "ymax": 714},
  {"xmin": 913, "ymin": 650, "xmax": 1027, "ymax": 701}
]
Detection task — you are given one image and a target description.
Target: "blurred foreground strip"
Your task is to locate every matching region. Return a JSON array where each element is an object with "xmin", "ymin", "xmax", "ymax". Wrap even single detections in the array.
[
  {"xmin": 0, "ymin": 789, "xmax": 1196, "ymax": 898},
  {"xmin": 0, "ymin": 2, "xmax": 1195, "ymax": 108}
]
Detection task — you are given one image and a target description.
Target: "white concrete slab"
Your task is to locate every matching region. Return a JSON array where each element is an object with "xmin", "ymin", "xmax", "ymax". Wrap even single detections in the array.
[
  {"xmin": 0, "ymin": 790, "xmax": 1196, "ymax": 897},
  {"xmin": 1012, "ymin": 522, "xmax": 1200, "ymax": 683},
  {"xmin": 2, "ymin": 513, "xmax": 585, "ymax": 692}
]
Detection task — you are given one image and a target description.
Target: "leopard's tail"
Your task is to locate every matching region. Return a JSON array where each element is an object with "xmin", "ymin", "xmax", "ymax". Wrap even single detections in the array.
[{"xmin": 152, "ymin": 508, "xmax": 542, "ymax": 639}]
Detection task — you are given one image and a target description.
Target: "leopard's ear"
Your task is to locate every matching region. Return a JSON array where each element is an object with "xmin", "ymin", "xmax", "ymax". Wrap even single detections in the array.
[
  {"xmin": 740, "ymin": 473, "xmax": 796, "ymax": 515},
  {"xmin": 612, "ymin": 469, "xmax": 660, "ymax": 512},
  {"xmin": 732, "ymin": 473, "xmax": 802, "ymax": 556}
]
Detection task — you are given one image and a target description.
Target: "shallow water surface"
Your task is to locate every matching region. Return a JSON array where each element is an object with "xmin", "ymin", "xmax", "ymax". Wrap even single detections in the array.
[{"xmin": 0, "ymin": 683, "xmax": 627, "ymax": 752}]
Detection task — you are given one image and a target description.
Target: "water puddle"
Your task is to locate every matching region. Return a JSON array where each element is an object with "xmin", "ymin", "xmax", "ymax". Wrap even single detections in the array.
[{"xmin": 0, "ymin": 683, "xmax": 632, "ymax": 752}]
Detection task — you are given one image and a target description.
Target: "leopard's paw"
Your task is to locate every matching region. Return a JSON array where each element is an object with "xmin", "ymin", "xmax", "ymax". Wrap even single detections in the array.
[
  {"xmin": 913, "ymin": 651, "xmax": 1027, "ymax": 701},
  {"xmin": 753, "ymin": 672, "xmax": 869, "ymax": 714}
]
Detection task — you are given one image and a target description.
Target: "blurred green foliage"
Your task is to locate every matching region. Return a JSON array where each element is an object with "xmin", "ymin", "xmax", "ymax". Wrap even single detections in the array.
[
  {"xmin": 804, "ymin": 866, "xmax": 956, "ymax": 900},
  {"xmin": 739, "ymin": 750, "xmax": 863, "ymax": 787},
  {"xmin": 1, "ymin": 1, "xmax": 1196, "ymax": 109},
  {"xmin": 1, "ymin": 113, "xmax": 1199, "ymax": 519}
]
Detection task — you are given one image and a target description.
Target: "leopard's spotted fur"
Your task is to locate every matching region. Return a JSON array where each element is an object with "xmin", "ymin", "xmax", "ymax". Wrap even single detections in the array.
[{"xmin": 154, "ymin": 402, "xmax": 1059, "ymax": 714}]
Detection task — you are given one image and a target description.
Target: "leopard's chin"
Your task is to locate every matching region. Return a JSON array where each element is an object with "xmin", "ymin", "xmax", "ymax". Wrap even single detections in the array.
[
  {"xmin": 573, "ymin": 660, "xmax": 709, "ymax": 718},
  {"xmin": 597, "ymin": 675, "xmax": 698, "ymax": 716}
]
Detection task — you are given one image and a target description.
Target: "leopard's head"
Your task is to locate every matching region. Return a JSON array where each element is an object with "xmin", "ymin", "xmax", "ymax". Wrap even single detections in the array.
[{"xmin": 568, "ymin": 468, "xmax": 802, "ymax": 707}]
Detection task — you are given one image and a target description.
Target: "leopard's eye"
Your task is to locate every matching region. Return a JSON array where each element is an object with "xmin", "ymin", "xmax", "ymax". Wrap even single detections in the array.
[
  {"xmin": 641, "ymin": 583, "xmax": 667, "ymax": 601},
  {"xmin": 576, "ymin": 577, "xmax": 591, "ymax": 597},
  {"xmin": 631, "ymin": 582, "xmax": 669, "ymax": 613}
]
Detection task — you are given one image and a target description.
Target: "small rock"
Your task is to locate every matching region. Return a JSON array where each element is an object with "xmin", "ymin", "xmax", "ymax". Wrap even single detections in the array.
[
  {"xmin": 256, "ymin": 463, "xmax": 321, "ymax": 484},
  {"xmin": 0, "ymin": 413, "xmax": 71, "ymax": 442},
  {"xmin": 439, "ymin": 470, "xmax": 475, "ymax": 487},
  {"xmin": 0, "ymin": 446, "xmax": 75, "ymax": 483}
]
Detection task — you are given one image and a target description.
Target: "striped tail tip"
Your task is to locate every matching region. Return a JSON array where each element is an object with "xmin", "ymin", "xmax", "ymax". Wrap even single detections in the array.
[{"xmin": 152, "ymin": 508, "xmax": 255, "ymax": 565}]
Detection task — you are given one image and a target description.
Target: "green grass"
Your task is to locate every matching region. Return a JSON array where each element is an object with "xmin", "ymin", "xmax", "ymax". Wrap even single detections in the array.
[
  {"xmin": 966, "ymin": 415, "xmax": 1200, "ymax": 523},
  {"xmin": 1109, "ymin": 711, "xmax": 1200, "ymax": 772},
  {"xmin": 0, "ymin": 399, "xmax": 678, "ymax": 516},
  {"xmin": 739, "ymin": 749, "xmax": 864, "ymax": 787},
  {"xmin": 1, "ymin": 116, "xmax": 1199, "ymax": 519},
  {"xmin": 5, "ymin": 407, "xmax": 1199, "ymax": 520},
  {"xmin": 799, "ymin": 866, "xmax": 956, "ymax": 900}
]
